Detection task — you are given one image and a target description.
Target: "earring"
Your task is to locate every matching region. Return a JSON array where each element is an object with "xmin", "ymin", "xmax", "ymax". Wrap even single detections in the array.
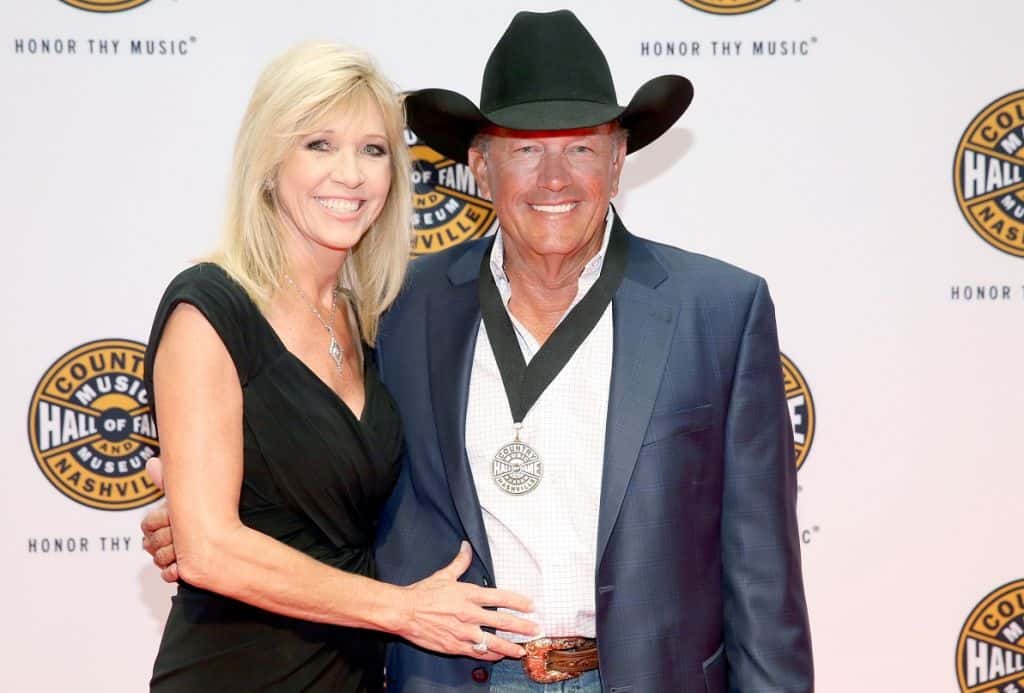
[{"xmin": 263, "ymin": 177, "xmax": 276, "ymax": 192}]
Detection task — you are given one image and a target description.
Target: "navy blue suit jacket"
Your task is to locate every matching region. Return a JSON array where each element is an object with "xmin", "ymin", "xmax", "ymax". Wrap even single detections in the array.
[{"xmin": 375, "ymin": 216, "xmax": 813, "ymax": 692}]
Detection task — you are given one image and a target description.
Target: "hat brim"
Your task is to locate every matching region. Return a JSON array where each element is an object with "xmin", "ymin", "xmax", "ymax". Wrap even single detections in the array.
[
  {"xmin": 620, "ymin": 75, "xmax": 694, "ymax": 154},
  {"xmin": 405, "ymin": 75, "xmax": 694, "ymax": 164}
]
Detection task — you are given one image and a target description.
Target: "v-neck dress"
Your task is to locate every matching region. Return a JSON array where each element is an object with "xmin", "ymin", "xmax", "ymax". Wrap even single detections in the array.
[{"xmin": 144, "ymin": 263, "xmax": 403, "ymax": 692}]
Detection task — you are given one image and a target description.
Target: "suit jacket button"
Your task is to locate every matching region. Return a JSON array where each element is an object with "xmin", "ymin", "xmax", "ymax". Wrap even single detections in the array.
[{"xmin": 471, "ymin": 667, "xmax": 489, "ymax": 683}]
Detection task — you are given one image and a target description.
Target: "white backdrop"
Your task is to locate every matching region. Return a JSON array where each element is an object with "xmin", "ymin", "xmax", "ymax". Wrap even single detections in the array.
[{"xmin": 3, "ymin": 1, "xmax": 1022, "ymax": 691}]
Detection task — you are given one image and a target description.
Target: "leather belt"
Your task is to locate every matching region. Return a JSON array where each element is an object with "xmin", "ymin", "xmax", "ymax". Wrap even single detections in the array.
[{"xmin": 522, "ymin": 637, "xmax": 599, "ymax": 683}]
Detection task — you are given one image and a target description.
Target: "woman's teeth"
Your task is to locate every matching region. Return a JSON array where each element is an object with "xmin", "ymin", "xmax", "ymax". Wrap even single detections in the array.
[{"xmin": 317, "ymin": 198, "xmax": 361, "ymax": 212}]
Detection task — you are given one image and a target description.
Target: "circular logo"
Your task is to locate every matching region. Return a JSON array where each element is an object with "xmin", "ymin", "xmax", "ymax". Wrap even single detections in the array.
[
  {"xmin": 780, "ymin": 353, "xmax": 815, "ymax": 470},
  {"xmin": 492, "ymin": 440, "xmax": 543, "ymax": 495},
  {"xmin": 406, "ymin": 130, "xmax": 497, "ymax": 255},
  {"xmin": 27, "ymin": 339, "xmax": 162, "ymax": 510},
  {"xmin": 956, "ymin": 579, "xmax": 1024, "ymax": 692},
  {"xmin": 60, "ymin": 0, "xmax": 150, "ymax": 12},
  {"xmin": 953, "ymin": 90, "xmax": 1024, "ymax": 258},
  {"xmin": 679, "ymin": 0, "xmax": 777, "ymax": 15}
]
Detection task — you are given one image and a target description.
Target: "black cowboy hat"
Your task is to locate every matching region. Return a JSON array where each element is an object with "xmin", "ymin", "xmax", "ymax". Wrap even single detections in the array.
[{"xmin": 404, "ymin": 9, "xmax": 694, "ymax": 164}]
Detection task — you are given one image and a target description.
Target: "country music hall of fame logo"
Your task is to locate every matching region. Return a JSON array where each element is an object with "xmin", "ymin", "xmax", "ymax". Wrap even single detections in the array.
[
  {"xmin": 956, "ymin": 580, "xmax": 1024, "ymax": 693},
  {"xmin": 27, "ymin": 339, "xmax": 162, "ymax": 510},
  {"xmin": 781, "ymin": 353, "xmax": 815, "ymax": 470},
  {"xmin": 678, "ymin": 0, "xmax": 778, "ymax": 15},
  {"xmin": 953, "ymin": 90, "xmax": 1024, "ymax": 258},
  {"xmin": 406, "ymin": 130, "xmax": 497, "ymax": 256},
  {"xmin": 59, "ymin": 0, "xmax": 150, "ymax": 11}
]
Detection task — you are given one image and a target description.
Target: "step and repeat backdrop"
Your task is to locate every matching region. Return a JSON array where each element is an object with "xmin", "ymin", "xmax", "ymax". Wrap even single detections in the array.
[{"xmin": 2, "ymin": 1, "xmax": 1022, "ymax": 691}]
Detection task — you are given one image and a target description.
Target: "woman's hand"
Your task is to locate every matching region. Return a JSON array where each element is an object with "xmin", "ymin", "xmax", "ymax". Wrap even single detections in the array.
[
  {"xmin": 140, "ymin": 457, "xmax": 179, "ymax": 582},
  {"xmin": 394, "ymin": 542, "xmax": 538, "ymax": 660}
]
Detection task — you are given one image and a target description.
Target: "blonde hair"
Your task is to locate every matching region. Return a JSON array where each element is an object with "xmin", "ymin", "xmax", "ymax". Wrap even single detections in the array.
[{"xmin": 212, "ymin": 42, "xmax": 411, "ymax": 344}]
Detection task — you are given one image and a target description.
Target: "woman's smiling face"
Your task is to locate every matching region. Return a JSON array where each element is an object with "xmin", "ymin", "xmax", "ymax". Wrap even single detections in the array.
[{"xmin": 274, "ymin": 97, "xmax": 393, "ymax": 254}]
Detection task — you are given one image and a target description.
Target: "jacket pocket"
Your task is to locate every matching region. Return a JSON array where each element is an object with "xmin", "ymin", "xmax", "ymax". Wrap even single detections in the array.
[
  {"xmin": 702, "ymin": 642, "xmax": 726, "ymax": 693},
  {"xmin": 641, "ymin": 403, "xmax": 713, "ymax": 446}
]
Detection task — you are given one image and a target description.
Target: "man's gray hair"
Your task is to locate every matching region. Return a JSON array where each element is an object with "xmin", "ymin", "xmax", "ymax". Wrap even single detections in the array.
[{"xmin": 469, "ymin": 122, "xmax": 629, "ymax": 160}]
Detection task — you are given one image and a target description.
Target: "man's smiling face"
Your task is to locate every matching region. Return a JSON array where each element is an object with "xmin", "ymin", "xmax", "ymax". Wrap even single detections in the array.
[{"xmin": 467, "ymin": 123, "xmax": 626, "ymax": 262}]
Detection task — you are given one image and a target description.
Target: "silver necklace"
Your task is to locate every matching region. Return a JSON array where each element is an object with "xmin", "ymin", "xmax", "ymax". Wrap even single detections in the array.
[{"xmin": 284, "ymin": 274, "xmax": 344, "ymax": 376}]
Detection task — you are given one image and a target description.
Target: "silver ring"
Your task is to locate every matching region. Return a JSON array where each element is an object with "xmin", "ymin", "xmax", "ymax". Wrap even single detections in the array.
[{"xmin": 471, "ymin": 633, "xmax": 489, "ymax": 654}]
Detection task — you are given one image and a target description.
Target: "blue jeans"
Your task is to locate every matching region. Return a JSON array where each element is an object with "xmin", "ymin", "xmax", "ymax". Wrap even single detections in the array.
[{"xmin": 489, "ymin": 658, "xmax": 603, "ymax": 692}]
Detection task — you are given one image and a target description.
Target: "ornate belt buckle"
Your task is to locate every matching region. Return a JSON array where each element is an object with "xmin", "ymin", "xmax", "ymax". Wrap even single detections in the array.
[{"xmin": 521, "ymin": 637, "xmax": 587, "ymax": 684}]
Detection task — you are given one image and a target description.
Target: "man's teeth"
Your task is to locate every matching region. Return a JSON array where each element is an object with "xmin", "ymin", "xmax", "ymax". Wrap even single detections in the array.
[
  {"xmin": 531, "ymin": 202, "xmax": 577, "ymax": 213},
  {"xmin": 317, "ymin": 198, "xmax": 360, "ymax": 212}
]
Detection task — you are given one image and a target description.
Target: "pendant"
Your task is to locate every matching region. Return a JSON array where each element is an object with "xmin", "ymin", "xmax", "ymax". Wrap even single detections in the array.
[
  {"xmin": 328, "ymin": 336, "xmax": 344, "ymax": 374},
  {"xmin": 492, "ymin": 425, "xmax": 542, "ymax": 495}
]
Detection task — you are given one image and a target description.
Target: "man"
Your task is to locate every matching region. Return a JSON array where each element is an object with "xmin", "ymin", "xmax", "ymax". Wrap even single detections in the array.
[{"xmin": 144, "ymin": 10, "xmax": 813, "ymax": 691}]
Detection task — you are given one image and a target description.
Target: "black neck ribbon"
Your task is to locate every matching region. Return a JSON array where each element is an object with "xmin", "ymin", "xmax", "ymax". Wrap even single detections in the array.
[{"xmin": 478, "ymin": 222, "xmax": 628, "ymax": 426}]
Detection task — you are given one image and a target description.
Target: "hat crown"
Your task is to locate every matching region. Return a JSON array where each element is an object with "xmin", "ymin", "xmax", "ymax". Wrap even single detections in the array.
[{"xmin": 480, "ymin": 10, "xmax": 617, "ymax": 115}]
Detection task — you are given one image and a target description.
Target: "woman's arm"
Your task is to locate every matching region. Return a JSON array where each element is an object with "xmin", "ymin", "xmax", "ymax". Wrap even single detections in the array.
[{"xmin": 154, "ymin": 304, "xmax": 535, "ymax": 660}]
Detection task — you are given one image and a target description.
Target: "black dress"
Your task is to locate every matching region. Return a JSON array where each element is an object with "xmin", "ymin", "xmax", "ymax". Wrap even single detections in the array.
[{"xmin": 145, "ymin": 264, "xmax": 402, "ymax": 692}]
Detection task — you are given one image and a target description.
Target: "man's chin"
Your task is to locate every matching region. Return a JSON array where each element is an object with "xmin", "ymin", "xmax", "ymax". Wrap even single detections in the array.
[{"xmin": 519, "ymin": 239, "xmax": 599, "ymax": 262}]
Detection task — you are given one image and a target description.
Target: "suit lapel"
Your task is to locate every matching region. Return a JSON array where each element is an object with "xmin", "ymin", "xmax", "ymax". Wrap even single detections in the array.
[
  {"xmin": 426, "ymin": 243, "xmax": 495, "ymax": 580},
  {"xmin": 597, "ymin": 227, "xmax": 678, "ymax": 564}
]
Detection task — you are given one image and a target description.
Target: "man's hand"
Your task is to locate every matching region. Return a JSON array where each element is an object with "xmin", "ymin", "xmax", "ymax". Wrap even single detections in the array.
[{"xmin": 140, "ymin": 457, "xmax": 178, "ymax": 583}]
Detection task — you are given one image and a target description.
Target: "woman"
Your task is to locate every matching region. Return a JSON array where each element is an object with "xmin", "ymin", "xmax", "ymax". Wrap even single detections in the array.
[{"xmin": 145, "ymin": 43, "xmax": 535, "ymax": 691}]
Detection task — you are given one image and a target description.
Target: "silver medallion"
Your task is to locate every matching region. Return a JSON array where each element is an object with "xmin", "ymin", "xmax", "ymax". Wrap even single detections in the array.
[{"xmin": 492, "ymin": 435, "xmax": 543, "ymax": 495}]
